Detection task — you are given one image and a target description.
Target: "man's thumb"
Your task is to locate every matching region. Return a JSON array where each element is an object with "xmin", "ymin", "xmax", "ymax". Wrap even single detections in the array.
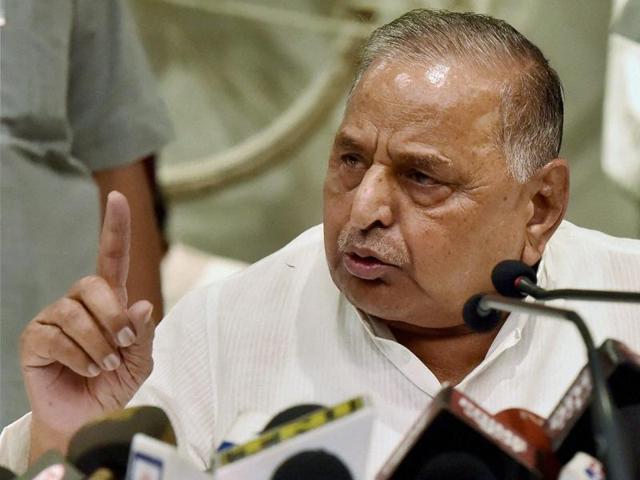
[
  {"xmin": 122, "ymin": 299, "xmax": 155, "ymax": 390},
  {"xmin": 127, "ymin": 300, "xmax": 154, "ymax": 339}
]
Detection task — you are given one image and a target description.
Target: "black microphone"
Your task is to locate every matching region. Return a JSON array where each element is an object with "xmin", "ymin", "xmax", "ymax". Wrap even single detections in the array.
[
  {"xmin": 492, "ymin": 259, "xmax": 640, "ymax": 302},
  {"xmin": 261, "ymin": 404, "xmax": 324, "ymax": 432},
  {"xmin": 414, "ymin": 451, "xmax": 498, "ymax": 480},
  {"xmin": 547, "ymin": 339, "xmax": 640, "ymax": 478},
  {"xmin": 377, "ymin": 386, "xmax": 547, "ymax": 479},
  {"xmin": 67, "ymin": 406, "xmax": 176, "ymax": 479},
  {"xmin": 0, "ymin": 466, "xmax": 15, "ymax": 480},
  {"xmin": 271, "ymin": 450, "xmax": 353, "ymax": 480},
  {"xmin": 462, "ymin": 293, "xmax": 503, "ymax": 332},
  {"xmin": 463, "ymin": 293, "xmax": 634, "ymax": 480},
  {"xmin": 216, "ymin": 404, "xmax": 325, "ymax": 453}
]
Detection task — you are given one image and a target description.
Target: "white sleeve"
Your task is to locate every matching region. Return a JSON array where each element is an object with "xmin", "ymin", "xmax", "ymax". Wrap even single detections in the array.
[
  {"xmin": 68, "ymin": 0, "xmax": 173, "ymax": 170},
  {"xmin": 0, "ymin": 413, "xmax": 32, "ymax": 475}
]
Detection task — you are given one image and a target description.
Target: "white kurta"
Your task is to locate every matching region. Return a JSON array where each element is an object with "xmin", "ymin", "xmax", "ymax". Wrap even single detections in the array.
[{"xmin": 2, "ymin": 221, "xmax": 640, "ymax": 477}]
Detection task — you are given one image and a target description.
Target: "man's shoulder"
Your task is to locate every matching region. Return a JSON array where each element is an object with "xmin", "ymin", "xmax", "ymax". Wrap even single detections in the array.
[
  {"xmin": 551, "ymin": 221, "xmax": 640, "ymax": 254},
  {"xmin": 164, "ymin": 223, "xmax": 333, "ymax": 335},
  {"xmin": 240, "ymin": 223, "xmax": 326, "ymax": 276},
  {"xmin": 543, "ymin": 221, "xmax": 640, "ymax": 288},
  {"xmin": 204, "ymin": 223, "xmax": 329, "ymax": 303}
]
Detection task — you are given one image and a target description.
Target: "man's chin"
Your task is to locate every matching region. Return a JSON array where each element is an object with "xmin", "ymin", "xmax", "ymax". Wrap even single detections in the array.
[
  {"xmin": 338, "ymin": 277, "xmax": 464, "ymax": 329},
  {"xmin": 339, "ymin": 279, "xmax": 408, "ymax": 321},
  {"xmin": 330, "ymin": 264, "xmax": 416, "ymax": 320}
]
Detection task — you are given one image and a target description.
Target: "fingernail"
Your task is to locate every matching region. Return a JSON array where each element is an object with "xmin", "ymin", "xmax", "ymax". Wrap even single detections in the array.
[
  {"xmin": 107, "ymin": 190, "xmax": 121, "ymax": 201},
  {"xmin": 88, "ymin": 363, "xmax": 101, "ymax": 377},
  {"xmin": 144, "ymin": 305, "xmax": 154, "ymax": 325},
  {"xmin": 103, "ymin": 353, "xmax": 121, "ymax": 371},
  {"xmin": 117, "ymin": 326, "xmax": 136, "ymax": 347}
]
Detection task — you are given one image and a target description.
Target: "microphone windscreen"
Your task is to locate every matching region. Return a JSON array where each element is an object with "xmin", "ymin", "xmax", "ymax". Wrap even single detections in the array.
[
  {"xmin": 68, "ymin": 406, "xmax": 175, "ymax": 478},
  {"xmin": 271, "ymin": 450, "xmax": 353, "ymax": 480},
  {"xmin": 462, "ymin": 294, "xmax": 501, "ymax": 332},
  {"xmin": 261, "ymin": 404, "xmax": 324, "ymax": 432},
  {"xmin": 0, "ymin": 466, "xmax": 15, "ymax": 480},
  {"xmin": 415, "ymin": 452, "xmax": 498, "ymax": 480},
  {"xmin": 620, "ymin": 404, "xmax": 640, "ymax": 477},
  {"xmin": 492, "ymin": 260, "xmax": 537, "ymax": 298},
  {"xmin": 549, "ymin": 339, "xmax": 640, "ymax": 478}
]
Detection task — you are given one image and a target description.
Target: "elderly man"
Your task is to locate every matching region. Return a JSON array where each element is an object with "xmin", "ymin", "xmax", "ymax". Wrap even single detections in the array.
[{"xmin": 2, "ymin": 8, "xmax": 640, "ymax": 478}]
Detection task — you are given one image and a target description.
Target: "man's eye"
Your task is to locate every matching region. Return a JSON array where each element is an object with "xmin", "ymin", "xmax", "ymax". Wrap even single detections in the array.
[
  {"xmin": 341, "ymin": 154, "xmax": 362, "ymax": 167},
  {"xmin": 406, "ymin": 169, "xmax": 434, "ymax": 185}
]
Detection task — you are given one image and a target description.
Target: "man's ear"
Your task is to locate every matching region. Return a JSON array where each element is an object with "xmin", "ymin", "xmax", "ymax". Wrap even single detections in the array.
[{"xmin": 522, "ymin": 158, "xmax": 570, "ymax": 265}]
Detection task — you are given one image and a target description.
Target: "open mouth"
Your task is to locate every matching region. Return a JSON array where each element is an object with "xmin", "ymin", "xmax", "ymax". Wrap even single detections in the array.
[
  {"xmin": 343, "ymin": 252, "xmax": 393, "ymax": 280},
  {"xmin": 348, "ymin": 253, "xmax": 385, "ymax": 265}
]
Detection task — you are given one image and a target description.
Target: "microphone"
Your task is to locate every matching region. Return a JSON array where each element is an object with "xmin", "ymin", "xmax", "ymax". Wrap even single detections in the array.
[
  {"xmin": 558, "ymin": 452, "xmax": 605, "ymax": 480},
  {"xmin": 414, "ymin": 451, "xmax": 498, "ymax": 480},
  {"xmin": 463, "ymin": 293, "xmax": 634, "ymax": 480},
  {"xmin": 216, "ymin": 411, "xmax": 272, "ymax": 452},
  {"xmin": 547, "ymin": 339, "xmax": 640, "ymax": 478},
  {"xmin": 462, "ymin": 293, "xmax": 502, "ymax": 332},
  {"xmin": 376, "ymin": 386, "xmax": 547, "ymax": 480},
  {"xmin": 493, "ymin": 409, "xmax": 550, "ymax": 452},
  {"xmin": 261, "ymin": 404, "xmax": 324, "ymax": 432},
  {"xmin": 211, "ymin": 396, "xmax": 373, "ymax": 480},
  {"xmin": 0, "ymin": 466, "xmax": 14, "ymax": 480},
  {"xmin": 215, "ymin": 405, "xmax": 323, "ymax": 453},
  {"xmin": 216, "ymin": 405, "xmax": 323, "ymax": 453},
  {"xmin": 492, "ymin": 259, "xmax": 640, "ymax": 302},
  {"xmin": 271, "ymin": 450, "xmax": 353, "ymax": 480},
  {"xmin": 264, "ymin": 406, "xmax": 349, "ymax": 480},
  {"xmin": 126, "ymin": 434, "xmax": 209, "ymax": 480},
  {"xmin": 67, "ymin": 406, "xmax": 176, "ymax": 479}
]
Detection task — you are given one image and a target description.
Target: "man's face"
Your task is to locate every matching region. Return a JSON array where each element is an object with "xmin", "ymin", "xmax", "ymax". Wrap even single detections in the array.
[{"xmin": 323, "ymin": 59, "xmax": 537, "ymax": 329}]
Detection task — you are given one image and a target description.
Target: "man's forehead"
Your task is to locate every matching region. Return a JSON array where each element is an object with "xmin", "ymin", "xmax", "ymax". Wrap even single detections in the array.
[
  {"xmin": 334, "ymin": 59, "xmax": 507, "ymax": 172},
  {"xmin": 366, "ymin": 59, "xmax": 456, "ymax": 89},
  {"xmin": 347, "ymin": 59, "xmax": 505, "ymax": 123},
  {"xmin": 342, "ymin": 62, "xmax": 502, "ymax": 138},
  {"xmin": 358, "ymin": 57, "xmax": 504, "ymax": 93}
]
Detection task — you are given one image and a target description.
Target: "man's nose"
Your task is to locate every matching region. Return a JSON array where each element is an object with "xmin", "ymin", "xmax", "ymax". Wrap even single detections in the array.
[{"xmin": 349, "ymin": 166, "xmax": 394, "ymax": 231}]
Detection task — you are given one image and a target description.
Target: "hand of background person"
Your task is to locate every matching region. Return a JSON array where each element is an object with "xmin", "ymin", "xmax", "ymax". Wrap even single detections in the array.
[{"xmin": 20, "ymin": 191, "xmax": 156, "ymax": 462}]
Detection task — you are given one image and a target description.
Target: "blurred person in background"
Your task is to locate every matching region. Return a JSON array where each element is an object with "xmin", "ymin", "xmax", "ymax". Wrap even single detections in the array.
[
  {"xmin": 0, "ymin": 0, "xmax": 172, "ymax": 427},
  {"xmin": 602, "ymin": 0, "xmax": 640, "ymax": 219}
]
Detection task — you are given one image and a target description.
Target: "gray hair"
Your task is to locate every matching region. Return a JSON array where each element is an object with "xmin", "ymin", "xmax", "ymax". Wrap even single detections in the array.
[{"xmin": 351, "ymin": 9, "xmax": 564, "ymax": 182}]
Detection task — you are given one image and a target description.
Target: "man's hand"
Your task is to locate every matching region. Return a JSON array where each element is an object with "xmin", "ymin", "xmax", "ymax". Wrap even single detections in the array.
[{"xmin": 20, "ymin": 191, "xmax": 156, "ymax": 461}]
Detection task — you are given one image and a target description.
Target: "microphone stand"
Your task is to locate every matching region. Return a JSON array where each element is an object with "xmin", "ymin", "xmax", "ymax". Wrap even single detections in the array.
[
  {"xmin": 516, "ymin": 277, "xmax": 640, "ymax": 303},
  {"xmin": 477, "ymin": 295, "xmax": 634, "ymax": 480}
]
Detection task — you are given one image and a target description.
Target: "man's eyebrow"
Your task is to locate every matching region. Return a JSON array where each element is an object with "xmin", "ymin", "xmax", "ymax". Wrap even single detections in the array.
[
  {"xmin": 333, "ymin": 133, "xmax": 452, "ymax": 168},
  {"xmin": 398, "ymin": 150, "xmax": 453, "ymax": 170},
  {"xmin": 334, "ymin": 132, "xmax": 366, "ymax": 151}
]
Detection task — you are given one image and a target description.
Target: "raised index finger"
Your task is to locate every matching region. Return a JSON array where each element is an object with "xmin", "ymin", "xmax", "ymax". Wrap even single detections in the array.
[{"xmin": 97, "ymin": 191, "xmax": 131, "ymax": 307}]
